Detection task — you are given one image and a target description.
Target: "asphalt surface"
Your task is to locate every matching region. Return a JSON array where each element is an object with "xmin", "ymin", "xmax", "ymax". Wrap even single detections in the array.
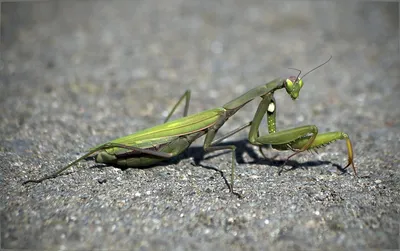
[{"xmin": 1, "ymin": 1, "xmax": 399, "ymax": 250}]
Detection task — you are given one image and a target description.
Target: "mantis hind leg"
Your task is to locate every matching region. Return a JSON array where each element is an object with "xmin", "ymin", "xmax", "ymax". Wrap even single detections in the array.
[
  {"xmin": 22, "ymin": 142, "xmax": 174, "ymax": 184},
  {"xmin": 164, "ymin": 90, "xmax": 191, "ymax": 123}
]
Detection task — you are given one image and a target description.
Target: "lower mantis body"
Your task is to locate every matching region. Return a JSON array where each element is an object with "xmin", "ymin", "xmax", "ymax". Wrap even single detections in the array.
[{"xmin": 23, "ymin": 76, "xmax": 356, "ymax": 193}]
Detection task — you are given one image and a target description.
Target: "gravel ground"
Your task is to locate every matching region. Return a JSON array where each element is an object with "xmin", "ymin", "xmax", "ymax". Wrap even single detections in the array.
[{"xmin": 1, "ymin": 1, "xmax": 399, "ymax": 250}]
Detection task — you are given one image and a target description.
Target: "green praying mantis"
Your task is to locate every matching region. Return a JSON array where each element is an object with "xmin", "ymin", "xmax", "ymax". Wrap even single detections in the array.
[{"xmin": 23, "ymin": 58, "xmax": 356, "ymax": 193}]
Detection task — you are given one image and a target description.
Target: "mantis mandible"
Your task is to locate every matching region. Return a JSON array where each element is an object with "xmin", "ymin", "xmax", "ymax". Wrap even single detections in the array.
[{"xmin": 23, "ymin": 57, "xmax": 356, "ymax": 193}]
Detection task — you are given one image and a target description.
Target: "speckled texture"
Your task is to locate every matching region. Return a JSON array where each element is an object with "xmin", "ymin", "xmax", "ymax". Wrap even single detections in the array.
[{"xmin": 1, "ymin": 1, "xmax": 399, "ymax": 250}]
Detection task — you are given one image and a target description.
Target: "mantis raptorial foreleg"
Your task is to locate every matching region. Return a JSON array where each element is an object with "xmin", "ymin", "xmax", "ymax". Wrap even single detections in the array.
[{"xmin": 248, "ymin": 93, "xmax": 356, "ymax": 175}]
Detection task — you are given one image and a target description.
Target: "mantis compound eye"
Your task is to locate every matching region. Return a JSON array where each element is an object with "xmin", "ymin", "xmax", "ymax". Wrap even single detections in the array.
[
  {"xmin": 284, "ymin": 77, "xmax": 294, "ymax": 90},
  {"xmin": 297, "ymin": 78, "xmax": 304, "ymax": 88}
]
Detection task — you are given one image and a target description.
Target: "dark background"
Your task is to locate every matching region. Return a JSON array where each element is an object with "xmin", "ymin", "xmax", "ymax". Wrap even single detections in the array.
[{"xmin": 1, "ymin": 1, "xmax": 399, "ymax": 250}]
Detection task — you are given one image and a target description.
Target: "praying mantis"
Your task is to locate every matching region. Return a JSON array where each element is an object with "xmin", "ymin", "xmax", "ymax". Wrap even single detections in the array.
[{"xmin": 23, "ymin": 58, "xmax": 356, "ymax": 193}]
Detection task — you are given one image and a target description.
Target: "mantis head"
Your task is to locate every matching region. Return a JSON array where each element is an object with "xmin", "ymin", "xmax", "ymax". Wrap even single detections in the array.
[
  {"xmin": 284, "ymin": 76, "xmax": 303, "ymax": 100},
  {"xmin": 284, "ymin": 56, "xmax": 332, "ymax": 100}
]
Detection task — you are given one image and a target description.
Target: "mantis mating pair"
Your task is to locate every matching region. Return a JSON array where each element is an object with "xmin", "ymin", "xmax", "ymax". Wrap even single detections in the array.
[{"xmin": 23, "ymin": 58, "xmax": 356, "ymax": 193}]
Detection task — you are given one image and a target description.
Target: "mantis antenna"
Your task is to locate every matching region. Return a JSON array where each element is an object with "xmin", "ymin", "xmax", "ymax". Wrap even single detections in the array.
[{"xmin": 288, "ymin": 55, "xmax": 333, "ymax": 81}]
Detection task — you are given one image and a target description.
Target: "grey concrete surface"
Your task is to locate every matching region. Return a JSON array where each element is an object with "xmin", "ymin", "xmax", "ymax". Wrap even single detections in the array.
[{"xmin": 1, "ymin": 1, "xmax": 399, "ymax": 250}]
